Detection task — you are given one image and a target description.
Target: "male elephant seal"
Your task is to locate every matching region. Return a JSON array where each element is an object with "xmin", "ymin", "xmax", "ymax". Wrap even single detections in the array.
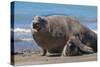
[{"xmin": 31, "ymin": 15, "xmax": 97, "ymax": 56}]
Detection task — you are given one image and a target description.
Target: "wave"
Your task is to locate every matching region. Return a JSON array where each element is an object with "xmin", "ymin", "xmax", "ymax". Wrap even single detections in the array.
[
  {"xmin": 15, "ymin": 38, "xmax": 33, "ymax": 42},
  {"xmin": 12, "ymin": 28, "xmax": 31, "ymax": 33}
]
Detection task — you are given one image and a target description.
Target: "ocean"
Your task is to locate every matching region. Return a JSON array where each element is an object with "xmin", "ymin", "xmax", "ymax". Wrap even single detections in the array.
[{"xmin": 11, "ymin": 1, "xmax": 97, "ymax": 53}]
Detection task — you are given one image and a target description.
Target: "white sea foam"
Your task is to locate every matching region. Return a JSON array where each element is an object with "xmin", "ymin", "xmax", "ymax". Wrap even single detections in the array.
[
  {"xmin": 12, "ymin": 28, "xmax": 31, "ymax": 33},
  {"xmin": 12, "ymin": 27, "xmax": 97, "ymax": 34},
  {"xmin": 12, "ymin": 28, "xmax": 38, "ymax": 34},
  {"xmin": 15, "ymin": 38, "xmax": 33, "ymax": 42}
]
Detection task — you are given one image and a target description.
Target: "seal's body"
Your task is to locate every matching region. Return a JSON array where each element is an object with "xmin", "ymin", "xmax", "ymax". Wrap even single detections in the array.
[
  {"xmin": 33, "ymin": 30, "xmax": 66, "ymax": 53},
  {"xmin": 31, "ymin": 15, "xmax": 97, "ymax": 56}
]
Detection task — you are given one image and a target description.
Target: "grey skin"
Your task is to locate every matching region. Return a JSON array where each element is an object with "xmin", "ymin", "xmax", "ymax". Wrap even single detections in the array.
[{"xmin": 31, "ymin": 15, "xmax": 97, "ymax": 56}]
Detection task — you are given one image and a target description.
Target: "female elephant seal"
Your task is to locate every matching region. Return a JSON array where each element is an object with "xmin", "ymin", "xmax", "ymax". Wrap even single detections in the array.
[{"xmin": 31, "ymin": 15, "xmax": 97, "ymax": 56}]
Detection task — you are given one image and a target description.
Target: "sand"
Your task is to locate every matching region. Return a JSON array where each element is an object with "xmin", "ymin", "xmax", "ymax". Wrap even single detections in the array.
[{"xmin": 13, "ymin": 53, "xmax": 97, "ymax": 66}]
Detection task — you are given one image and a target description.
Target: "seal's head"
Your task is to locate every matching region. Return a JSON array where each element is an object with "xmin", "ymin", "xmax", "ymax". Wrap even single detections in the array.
[
  {"xmin": 32, "ymin": 16, "xmax": 41, "ymax": 31},
  {"xmin": 32, "ymin": 16, "xmax": 47, "ymax": 31}
]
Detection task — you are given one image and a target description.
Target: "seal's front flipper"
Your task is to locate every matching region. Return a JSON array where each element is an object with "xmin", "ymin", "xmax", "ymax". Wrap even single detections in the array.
[
  {"xmin": 61, "ymin": 44, "xmax": 68, "ymax": 56},
  {"xmin": 40, "ymin": 49, "xmax": 47, "ymax": 56},
  {"xmin": 61, "ymin": 37, "xmax": 80, "ymax": 56}
]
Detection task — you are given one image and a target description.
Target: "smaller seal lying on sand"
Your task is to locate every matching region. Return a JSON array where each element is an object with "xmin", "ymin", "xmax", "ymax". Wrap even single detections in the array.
[{"xmin": 31, "ymin": 15, "xmax": 97, "ymax": 56}]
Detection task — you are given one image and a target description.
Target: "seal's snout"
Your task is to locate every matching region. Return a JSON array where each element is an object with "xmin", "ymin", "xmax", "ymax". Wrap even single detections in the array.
[
  {"xmin": 32, "ymin": 23, "xmax": 41, "ymax": 31},
  {"xmin": 31, "ymin": 23, "xmax": 38, "ymax": 32}
]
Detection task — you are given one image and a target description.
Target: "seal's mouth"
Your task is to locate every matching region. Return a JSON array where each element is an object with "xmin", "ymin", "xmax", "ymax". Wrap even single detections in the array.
[
  {"xmin": 34, "ymin": 27, "xmax": 41, "ymax": 31},
  {"xmin": 32, "ymin": 28, "xmax": 38, "ymax": 32}
]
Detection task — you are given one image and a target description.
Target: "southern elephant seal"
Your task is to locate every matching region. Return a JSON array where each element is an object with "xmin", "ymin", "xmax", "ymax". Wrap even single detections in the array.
[{"xmin": 31, "ymin": 15, "xmax": 97, "ymax": 56}]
